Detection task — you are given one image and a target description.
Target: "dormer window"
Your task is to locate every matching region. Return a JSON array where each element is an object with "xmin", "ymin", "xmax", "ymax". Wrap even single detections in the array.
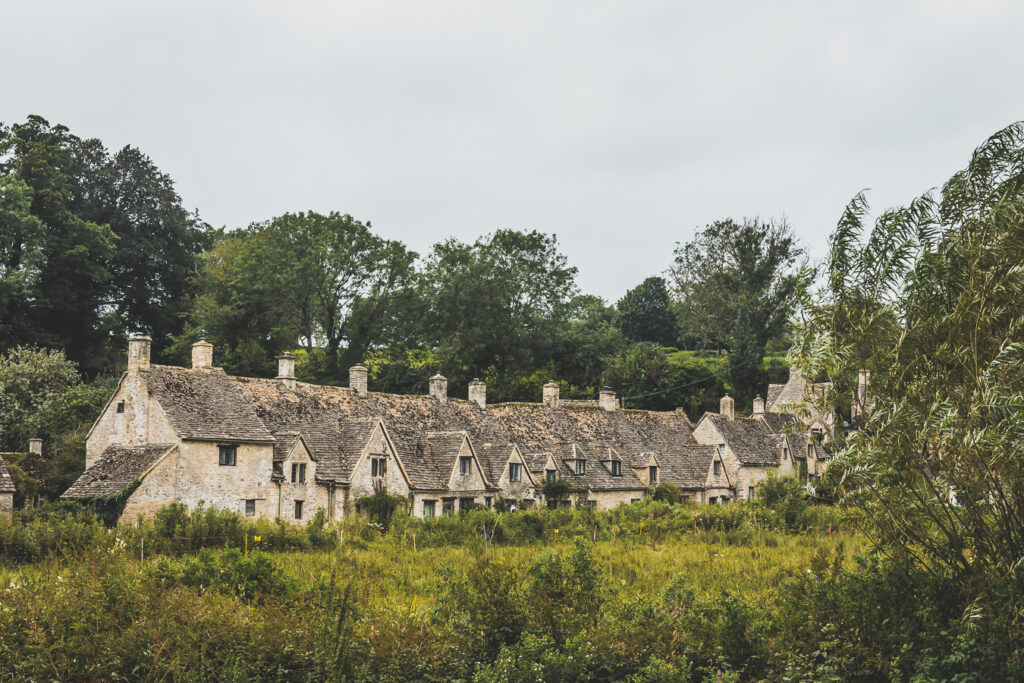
[
  {"xmin": 546, "ymin": 469, "xmax": 556, "ymax": 483},
  {"xmin": 717, "ymin": 444, "xmax": 725, "ymax": 458},
  {"xmin": 610, "ymin": 460, "xmax": 621, "ymax": 476},
  {"xmin": 509, "ymin": 462, "xmax": 522, "ymax": 482},
  {"xmin": 459, "ymin": 456, "xmax": 472, "ymax": 475},
  {"xmin": 291, "ymin": 463, "xmax": 306, "ymax": 483},
  {"xmin": 806, "ymin": 444, "xmax": 813, "ymax": 459},
  {"xmin": 783, "ymin": 446, "xmax": 790, "ymax": 460},
  {"xmin": 371, "ymin": 456, "xmax": 387, "ymax": 478},
  {"xmin": 575, "ymin": 460, "xmax": 586, "ymax": 475},
  {"xmin": 713, "ymin": 460, "xmax": 721, "ymax": 476},
  {"xmin": 218, "ymin": 445, "xmax": 237, "ymax": 467},
  {"xmin": 116, "ymin": 401, "xmax": 125, "ymax": 414},
  {"xmin": 649, "ymin": 465, "xmax": 658, "ymax": 484}
]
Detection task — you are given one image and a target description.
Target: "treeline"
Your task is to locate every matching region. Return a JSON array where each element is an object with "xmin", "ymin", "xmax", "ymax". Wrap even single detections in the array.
[{"xmin": 1, "ymin": 115, "xmax": 804, "ymax": 419}]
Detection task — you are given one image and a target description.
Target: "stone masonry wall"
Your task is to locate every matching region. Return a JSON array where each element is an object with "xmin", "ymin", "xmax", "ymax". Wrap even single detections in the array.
[
  {"xmin": 87, "ymin": 372, "xmax": 178, "ymax": 468},
  {"xmin": 347, "ymin": 424, "xmax": 410, "ymax": 513},
  {"xmin": 120, "ymin": 451, "xmax": 178, "ymax": 523},
  {"xmin": 0, "ymin": 492, "xmax": 12, "ymax": 517},
  {"xmin": 172, "ymin": 441, "xmax": 275, "ymax": 517}
]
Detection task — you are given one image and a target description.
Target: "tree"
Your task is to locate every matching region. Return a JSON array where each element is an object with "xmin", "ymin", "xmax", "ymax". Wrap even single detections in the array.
[
  {"xmin": 793, "ymin": 122, "xmax": 1024, "ymax": 632},
  {"xmin": 552, "ymin": 295, "xmax": 626, "ymax": 395},
  {"xmin": 616, "ymin": 276, "xmax": 678, "ymax": 346},
  {"xmin": 0, "ymin": 175, "xmax": 45, "ymax": 347},
  {"xmin": 0, "ymin": 346, "xmax": 79, "ymax": 451},
  {"xmin": 185, "ymin": 212, "xmax": 416, "ymax": 380},
  {"xmin": 601, "ymin": 342, "xmax": 724, "ymax": 416},
  {"xmin": 421, "ymin": 230, "xmax": 578, "ymax": 400},
  {"xmin": 669, "ymin": 218, "xmax": 806, "ymax": 351},
  {"xmin": 725, "ymin": 309, "xmax": 765, "ymax": 409}
]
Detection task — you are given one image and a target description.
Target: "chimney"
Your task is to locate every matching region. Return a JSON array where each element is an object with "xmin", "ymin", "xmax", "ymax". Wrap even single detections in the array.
[
  {"xmin": 192, "ymin": 340, "xmax": 213, "ymax": 369},
  {"xmin": 599, "ymin": 387, "xmax": 618, "ymax": 411},
  {"xmin": 543, "ymin": 381, "xmax": 560, "ymax": 408},
  {"xmin": 468, "ymin": 378, "xmax": 486, "ymax": 410},
  {"xmin": 853, "ymin": 369, "xmax": 870, "ymax": 420},
  {"xmin": 349, "ymin": 365, "xmax": 368, "ymax": 395},
  {"xmin": 28, "ymin": 438, "xmax": 42, "ymax": 456},
  {"xmin": 789, "ymin": 365, "xmax": 802, "ymax": 381},
  {"xmin": 276, "ymin": 354, "xmax": 297, "ymax": 390},
  {"xmin": 429, "ymin": 374, "xmax": 448, "ymax": 403},
  {"xmin": 720, "ymin": 394, "xmax": 735, "ymax": 420},
  {"xmin": 127, "ymin": 335, "xmax": 151, "ymax": 371},
  {"xmin": 752, "ymin": 395, "xmax": 764, "ymax": 414}
]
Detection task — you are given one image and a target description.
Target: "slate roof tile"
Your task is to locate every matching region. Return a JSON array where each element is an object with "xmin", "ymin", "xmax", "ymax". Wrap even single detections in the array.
[
  {"xmin": 0, "ymin": 454, "xmax": 15, "ymax": 494},
  {"xmin": 61, "ymin": 444, "xmax": 175, "ymax": 499}
]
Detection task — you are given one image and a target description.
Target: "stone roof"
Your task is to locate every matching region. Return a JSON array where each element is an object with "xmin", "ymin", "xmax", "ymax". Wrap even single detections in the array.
[
  {"xmin": 758, "ymin": 412, "xmax": 798, "ymax": 435},
  {"xmin": 706, "ymin": 414, "xmax": 781, "ymax": 466},
  {"xmin": 142, "ymin": 365, "xmax": 274, "ymax": 443},
  {"xmin": 0, "ymin": 454, "xmax": 15, "ymax": 494},
  {"xmin": 61, "ymin": 444, "xmax": 175, "ymax": 499},
  {"xmin": 420, "ymin": 432, "xmax": 477, "ymax": 489},
  {"xmin": 766, "ymin": 371, "xmax": 832, "ymax": 414},
  {"xmin": 659, "ymin": 444, "xmax": 717, "ymax": 489},
  {"xmin": 476, "ymin": 442, "xmax": 518, "ymax": 484}
]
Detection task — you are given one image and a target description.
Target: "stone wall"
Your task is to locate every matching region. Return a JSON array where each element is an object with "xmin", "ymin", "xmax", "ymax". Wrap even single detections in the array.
[
  {"xmin": 87, "ymin": 372, "xmax": 177, "ymax": 468},
  {"xmin": 0, "ymin": 492, "xmax": 12, "ymax": 517},
  {"xmin": 172, "ymin": 441, "xmax": 275, "ymax": 516},
  {"xmin": 494, "ymin": 449, "xmax": 537, "ymax": 503},
  {"xmin": 347, "ymin": 424, "xmax": 410, "ymax": 512},
  {"xmin": 587, "ymin": 488, "xmax": 642, "ymax": 510},
  {"xmin": 120, "ymin": 450, "xmax": 178, "ymax": 522}
]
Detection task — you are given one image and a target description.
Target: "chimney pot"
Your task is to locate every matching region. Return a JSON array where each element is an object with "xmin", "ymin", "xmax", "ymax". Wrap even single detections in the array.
[
  {"xmin": 542, "ymin": 381, "xmax": 560, "ymax": 408},
  {"xmin": 191, "ymin": 340, "xmax": 213, "ymax": 369},
  {"xmin": 429, "ymin": 374, "xmax": 448, "ymax": 403},
  {"xmin": 752, "ymin": 395, "xmax": 764, "ymax": 414},
  {"xmin": 468, "ymin": 378, "xmax": 486, "ymax": 410},
  {"xmin": 720, "ymin": 394, "xmax": 735, "ymax": 420},
  {"xmin": 599, "ymin": 387, "xmax": 618, "ymax": 411},
  {"xmin": 127, "ymin": 335, "xmax": 152, "ymax": 371},
  {"xmin": 349, "ymin": 365, "xmax": 368, "ymax": 395},
  {"xmin": 276, "ymin": 354, "xmax": 297, "ymax": 390},
  {"xmin": 28, "ymin": 438, "xmax": 42, "ymax": 456}
]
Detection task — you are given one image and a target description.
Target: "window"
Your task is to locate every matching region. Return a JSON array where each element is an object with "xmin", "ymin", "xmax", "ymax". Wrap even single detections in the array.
[
  {"xmin": 244, "ymin": 499, "xmax": 255, "ymax": 516},
  {"xmin": 218, "ymin": 445, "xmax": 237, "ymax": 467},
  {"xmin": 717, "ymin": 444, "xmax": 725, "ymax": 458},
  {"xmin": 459, "ymin": 497, "xmax": 474, "ymax": 511},
  {"xmin": 423, "ymin": 500, "xmax": 436, "ymax": 520},
  {"xmin": 747, "ymin": 486, "xmax": 755, "ymax": 499},
  {"xmin": 806, "ymin": 444, "xmax": 813, "ymax": 458},
  {"xmin": 610, "ymin": 460, "xmax": 622, "ymax": 476},
  {"xmin": 783, "ymin": 446, "xmax": 789, "ymax": 460},
  {"xmin": 649, "ymin": 465, "xmax": 658, "ymax": 484},
  {"xmin": 508, "ymin": 462, "xmax": 522, "ymax": 482},
  {"xmin": 546, "ymin": 469, "xmax": 556, "ymax": 483},
  {"xmin": 575, "ymin": 459, "xmax": 586, "ymax": 475},
  {"xmin": 442, "ymin": 498, "xmax": 455, "ymax": 515},
  {"xmin": 371, "ymin": 456, "xmax": 386, "ymax": 478},
  {"xmin": 294, "ymin": 500, "xmax": 303, "ymax": 520},
  {"xmin": 459, "ymin": 456, "xmax": 472, "ymax": 475},
  {"xmin": 485, "ymin": 496, "xmax": 492, "ymax": 509},
  {"xmin": 116, "ymin": 401, "xmax": 125, "ymax": 414},
  {"xmin": 713, "ymin": 460, "xmax": 721, "ymax": 475},
  {"xmin": 291, "ymin": 463, "xmax": 306, "ymax": 483}
]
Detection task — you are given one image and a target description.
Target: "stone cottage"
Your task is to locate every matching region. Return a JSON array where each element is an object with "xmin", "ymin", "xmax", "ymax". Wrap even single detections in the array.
[
  {"xmin": 61, "ymin": 337, "xmax": 827, "ymax": 523},
  {"xmin": 0, "ymin": 453, "xmax": 14, "ymax": 517}
]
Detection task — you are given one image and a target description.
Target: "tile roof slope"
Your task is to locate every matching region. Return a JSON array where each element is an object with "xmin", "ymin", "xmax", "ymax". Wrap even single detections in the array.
[
  {"xmin": 658, "ymin": 444, "xmax": 716, "ymax": 489},
  {"xmin": 233, "ymin": 375, "xmax": 707, "ymax": 491},
  {"xmin": 420, "ymin": 432, "xmax": 475, "ymax": 489},
  {"xmin": 0, "ymin": 454, "xmax": 15, "ymax": 493},
  {"xmin": 476, "ymin": 442, "xmax": 517, "ymax": 483},
  {"xmin": 61, "ymin": 444, "xmax": 175, "ymax": 498},
  {"xmin": 142, "ymin": 366, "xmax": 273, "ymax": 442},
  {"xmin": 707, "ymin": 414, "xmax": 781, "ymax": 466},
  {"xmin": 759, "ymin": 412, "xmax": 798, "ymax": 434},
  {"xmin": 766, "ymin": 384, "xmax": 784, "ymax": 409},
  {"xmin": 767, "ymin": 372, "xmax": 832, "ymax": 413}
]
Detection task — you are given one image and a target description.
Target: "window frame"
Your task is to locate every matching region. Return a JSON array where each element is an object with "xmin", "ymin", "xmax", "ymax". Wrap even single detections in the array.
[
  {"xmin": 371, "ymin": 456, "xmax": 387, "ymax": 478},
  {"xmin": 546, "ymin": 469, "xmax": 557, "ymax": 483},
  {"xmin": 459, "ymin": 456, "xmax": 472, "ymax": 476},
  {"xmin": 610, "ymin": 460, "xmax": 622, "ymax": 477},
  {"xmin": 116, "ymin": 401, "xmax": 125, "ymax": 414},
  {"xmin": 508, "ymin": 462, "xmax": 522, "ymax": 482},
  {"xmin": 244, "ymin": 499, "xmax": 255, "ymax": 516},
  {"xmin": 713, "ymin": 460, "xmax": 721, "ymax": 476},
  {"xmin": 422, "ymin": 500, "xmax": 436, "ymax": 520},
  {"xmin": 294, "ymin": 500, "xmax": 303, "ymax": 520},
  {"xmin": 649, "ymin": 465, "xmax": 658, "ymax": 484},
  {"xmin": 218, "ymin": 444, "xmax": 237, "ymax": 467},
  {"xmin": 575, "ymin": 459, "xmax": 586, "ymax": 475}
]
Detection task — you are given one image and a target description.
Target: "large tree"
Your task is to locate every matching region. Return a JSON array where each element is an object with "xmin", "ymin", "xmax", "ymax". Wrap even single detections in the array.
[
  {"xmin": 421, "ymin": 229, "xmax": 578, "ymax": 400},
  {"xmin": 185, "ymin": 212, "xmax": 416, "ymax": 379},
  {"xmin": 616, "ymin": 276, "xmax": 678, "ymax": 346},
  {"xmin": 794, "ymin": 122, "xmax": 1024, "ymax": 641},
  {"xmin": 0, "ymin": 116, "xmax": 209, "ymax": 372}
]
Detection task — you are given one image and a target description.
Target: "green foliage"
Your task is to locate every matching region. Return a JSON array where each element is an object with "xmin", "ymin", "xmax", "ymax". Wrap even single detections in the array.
[
  {"xmin": 617, "ymin": 276, "xmax": 678, "ymax": 346},
  {"xmin": 421, "ymin": 229, "xmax": 578, "ymax": 401},
  {"xmin": 355, "ymin": 489, "xmax": 406, "ymax": 528},
  {"xmin": 0, "ymin": 345, "xmax": 78, "ymax": 450},
  {"xmin": 651, "ymin": 482, "xmax": 683, "ymax": 504}
]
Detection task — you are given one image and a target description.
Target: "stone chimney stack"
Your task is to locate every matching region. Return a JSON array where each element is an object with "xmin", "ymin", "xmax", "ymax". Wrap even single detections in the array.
[
  {"xmin": 542, "ymin": 381, "xmax": 560, "ymax": 408},
  {"xmin": 28, "ymin": 438, "xmax": 42, "ymax": 456},
  {"xmin": 789, "ymin": 366, "xmax": 802, "ymax": 381},
  {"xmin": 752, "ymin": 395, "xmax": 764, "ymax": 414},
  {"xmin": 192, "ymin": 340, "xmax": 213, "ymax": 369},
  {"xmin": 720, "ymin": 394, "xmax": 735, "ymax": 420},
  {"xmin": 599, "ymin": 387, "xmax": 618, "ymax": 411},
  {"xmin": 127, "ymin": 335, "xmax": 151, "ymax": 372},
  {"xmin": 429, "ymin": 374, "xmax": 448, "ymax": 403},
  {"xmin": 852, "ymin": 369, "xmax": 871, "ymax": 421},
  {"xmin": 468, "ymin": 378, "xmax": 486, "ymax": 410},
  {"xmin": 349, "ymin": 365, "xmax": 368, "ymax": 395},
  {"xmin": 276, "ymin": 354, "xmax": 297, "ymax": 390}
]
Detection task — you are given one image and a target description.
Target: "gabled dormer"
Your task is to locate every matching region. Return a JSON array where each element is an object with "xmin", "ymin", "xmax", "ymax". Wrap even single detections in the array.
[{"xmin": 600, "ymin": 446, "xmax": 624, "ymax": 478}]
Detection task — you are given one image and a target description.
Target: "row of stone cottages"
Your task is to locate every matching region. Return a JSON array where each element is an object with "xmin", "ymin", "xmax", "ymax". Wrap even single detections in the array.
[{"xmin": 0, "ymin": 337, "xmax": 835, "ymax": 522}]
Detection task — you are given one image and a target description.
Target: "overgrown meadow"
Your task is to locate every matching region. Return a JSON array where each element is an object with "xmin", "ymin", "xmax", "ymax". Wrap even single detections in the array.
[{"xmin": 1, "ymin": 495, "xmax": 1015, "ymax": 681}]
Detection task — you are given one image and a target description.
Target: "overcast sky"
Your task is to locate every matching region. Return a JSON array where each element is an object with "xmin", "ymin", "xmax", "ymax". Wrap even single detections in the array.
[{"xmin": 3, "ymin": 1, "xmax": 1023, "ymax": 300}]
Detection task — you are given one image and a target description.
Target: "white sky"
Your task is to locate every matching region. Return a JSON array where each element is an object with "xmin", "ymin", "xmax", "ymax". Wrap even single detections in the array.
[{"xmin": 3, "ymin": 1, "xmax": 1023, "ymax": 300}]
